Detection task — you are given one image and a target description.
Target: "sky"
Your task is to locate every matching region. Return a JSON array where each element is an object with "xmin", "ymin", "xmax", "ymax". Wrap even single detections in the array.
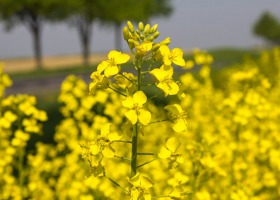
[{"xmin": 0, "ymin": 0, "xmax": 280, "ymax": 59}]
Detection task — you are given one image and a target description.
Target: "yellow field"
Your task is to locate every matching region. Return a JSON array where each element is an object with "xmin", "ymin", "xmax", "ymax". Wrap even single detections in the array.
[{"xmin": 1, "ymin": 53, "xmax": 108, "ymax": 73}]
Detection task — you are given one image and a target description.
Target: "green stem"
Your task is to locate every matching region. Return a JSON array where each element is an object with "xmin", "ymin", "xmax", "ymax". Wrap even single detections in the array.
[
  {"xmin": 105, "ymin": 176, "xmax": 130, "ymax": 194},
  {"xmin": 137, "ymin": 158, "xmax": 157, "ymax": 169},
  {"xmin": 137, "ymin": 152, "xmax": 155, "ymax": 156},
  {"xmin": 131, "ymin": 58, "xmax": 142, "ymax": 178},
  {"xmin": 114, "ymin": 140, "xmax": 132, "ymax": 144},
  {"xmin": 148, "ymin": 119, "xmax": 169, "ymax": 125},
  {"xmin": 131, "ymin": 123, "xmax": 139, "ymax": 177},
  {"xmin": 108, "ymin": 86, "xmax": 127, "ymax": 97},
  {"xmin": 120, "ymin": 73, "xmax": 136, "ymax": 85},
  {"xmin": 114, "ymin": 155, "xmax": 131, "ymax": 162}
]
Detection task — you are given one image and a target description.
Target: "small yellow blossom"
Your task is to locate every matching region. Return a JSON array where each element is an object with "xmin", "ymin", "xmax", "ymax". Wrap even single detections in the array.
[
  {"xmin": 158, "ymin": 137, "xmax": 184, "ymax": 169},
  {"xmin": 90, "ymin": 123, "xmax": 122, "ymax": 158},
  {"xmin": 150, "ymin": 65, "xmax": 179, "ymax": 96},
  {"xmin": 136, "ymin": 42, "xmax": 153, "ymax": 57},
  {"xmin": 122, "ymin": 91, "xmax": 151, "ymax": 125},
  {"xmin": 97, "ymin": 50, "xmax": 130, "ymax": 77},
  {"xmin": 89, "ymin": 71, "xmax": 109, "ymax": 93},
  {"xmin": 129, "ymin": 173, "xmax": 153, "ymax": 200},
  {"xmin": 159, "ymin": 45, "xmax": 185, "ymax": 67},
  {"xmin": 164, "ymin": 104, "xmax": 188, "ymax": 132}
]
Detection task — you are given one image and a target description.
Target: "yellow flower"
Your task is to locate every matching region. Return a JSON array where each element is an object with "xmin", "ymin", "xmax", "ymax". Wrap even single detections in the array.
[
  {"xmin": 97, "ymin": 50, "xmax": 130, "ymax": 77},
  {"xmin": 90, "ymin": 123, "xmax": 122, "ymax": 158},
  {"xmin": 89, "ymin": 71, "xmax": 109, "ymax": 93},
  {"xmin": 159, "ymin": 45, "xmax": 185, "ymax": 67},
  {"xmin": 150, "ymin": 65, "xmax": 179, "ymax": 96},
  {"xmin": 113, "ymin": 72, "xmax": 137, "ymax": 93},
  {"xmin": 129, "ymin": 173, "xmax": 153, "ymax": 200},
  {"xmin": 164, "ymin": 104, "xmax": 188, "ymax": 132},
  {"xmin": 136, "ymin": 42, "xmax": 153, "ymax": 57},
  {"xmin": 122, "ymin": 91, "xmax": 151, "ymax": 125},
  {"xmin": 158, "ymin": 137, "xmax": 184, "ymax": 169}
]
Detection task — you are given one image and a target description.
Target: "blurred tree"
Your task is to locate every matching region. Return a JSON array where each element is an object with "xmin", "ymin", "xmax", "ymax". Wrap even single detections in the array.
[
  {"xmin": 98, "ymin": 0, "xmax": 173, "ymax": 51},
  {"xmin": 60, "ymin": 0, "xmax": 102, "ymax": 67},
  {"xmin": 0, "ymin": 0, "xmax": 59, "ymax": 69},
  {"xmin": 253, "ymin": 11, "xmax": 280, "ymax": 45}
]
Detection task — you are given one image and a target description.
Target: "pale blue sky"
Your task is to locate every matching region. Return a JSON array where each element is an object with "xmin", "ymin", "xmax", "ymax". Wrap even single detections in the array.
[{"xmin": 0, "ymin": 0, "xmax": 280, "ymax": 58}]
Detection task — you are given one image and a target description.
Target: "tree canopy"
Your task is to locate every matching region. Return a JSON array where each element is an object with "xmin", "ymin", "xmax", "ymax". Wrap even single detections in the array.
[
  {"xmin": 253, "ymin": 11, "xmax": 280, "ymax": 45},
  {"xmin": 0, "ymin": 0, "xmax": 64, "ymax": 69}
]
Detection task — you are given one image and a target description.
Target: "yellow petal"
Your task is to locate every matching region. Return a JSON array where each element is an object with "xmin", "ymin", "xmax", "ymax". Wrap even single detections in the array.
[
  {"xmin": 130, "ymin": 172, "xmax": 141, "ymax": 187},
  {"xmin": 90, "ymin": 144, "xmax": 100, "ymax": 155},
  {"xmin": 176, "ymin": 155, "xmax": 184, "ymax": 164},
  {"xmin": 102, "ymin": 146, "xmax": 115, "ymax": 158},
  {"xmin": 173, "ymin": 118, "xmax": 187, "ymax": 133},
  {"xmin": 159, "ymin": 45, "xmax": 170, "ymax": 56},
  {"xmin": 97, "ymin": 61, "xmax": 109, "ymax": 73},
  {"xmin": 122, "ymin": 96, "xmax": 134, "ymax": 109},
  {"xmin": 164, "ymin": 104, "xmax": 183, "ymax": 115},
  {"xmin": 166, "ymin": 137, "xmax": 181, "ymax": 153},
  {"xmin": 108, "ymin": 50, "xmax": 130, "ymax": 64},
  {"xmin": 171, "ymin": 48, "xmax": 185, "ymax": 66},
  {"xmin": 125, "ymin": 110, "xmax": 138, "ymax": 124},
  {"xmin": 133, "ymin": 91, "xmax": 147, "ymax": 106},
  {"xmin": 150, "ymin": 68, "xmax": 165, "ymax": 81},
  {"xmin": 163, "ymin": 56, "xmax": 172, "ymax": 66},
  {"xmin": 167, "ymin": 81, "xmax": 179, "ymax": 95},
  {"xmin": 141, "ymin": 175, "xmax": 154, "ymax": 189},
  {"xmin": 108, "ymin": 131, "xmax": 122, "ymax": 141},
  {"xmin": 138, "ymin": 109, "xmax": 151, "ymax": 125},
  {"xmin": 158, "ymin": 146, "xmax": 171, "ymax": 159},
  {"xmin": 101, "ymin": 123, "xmax": 111, "ymax": 136},
  {"xmin": 104, "ymin": 66, "xmax": 119, "ymax": 77}
]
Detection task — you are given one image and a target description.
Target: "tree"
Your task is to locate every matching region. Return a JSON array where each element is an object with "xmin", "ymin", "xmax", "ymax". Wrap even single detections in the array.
[
  {"xmin": 253, "ymin": 11, "xmax": 280, "ymax": 45},
  {"xmin": 0, "ymin": 0, "xmax": 59, "ymax": 69},
  {"xmin": 62, "ymin": 0, "xmax": 102, "ymax": 67},
  {"xmin": 97, "ymin": 0, "xmax": 173, "ymax": 51}
]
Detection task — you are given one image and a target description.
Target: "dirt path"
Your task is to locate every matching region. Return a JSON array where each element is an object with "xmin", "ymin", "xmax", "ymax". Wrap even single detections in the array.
[{"xmin": 1, "ymin": 53, "xmax": 107, "ymax": 73}]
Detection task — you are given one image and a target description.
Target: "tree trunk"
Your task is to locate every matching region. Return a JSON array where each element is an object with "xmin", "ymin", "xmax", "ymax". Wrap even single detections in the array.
[
  {"xmin": 76, "ymin": 16, "xmax": 92, "ymax": 67},
  {"xmin": 81, "ymin": 31, "xmax": 90, "ymax": 67},
  {"xmin": 31, "ymin": 23, "xmax": 43, "ymax": 70},
  {"xmin": 114, "ymin": 22, "xmax": 122, "ymax": 51}
]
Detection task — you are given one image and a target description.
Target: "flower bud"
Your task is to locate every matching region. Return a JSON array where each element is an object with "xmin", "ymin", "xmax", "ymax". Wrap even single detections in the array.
[
  {"xmin": 150, "ymin": 24, "xmax": 158, "ymax": 33},
  {"xmin": 138, "ymin": 22, "xmax": 144, "ymax": 31},
  {"xmin": 160, "ymin": 37, "xmax": 171, "ymax": 45},
  {"xmin": 143, "ymin": 24, "xmax": 150, "ymax": 34},
  {"xmin": 123, "ymin": 27, "xmax": 129, "ymax": 40},
  {"xmin": 127, "ymin": 21, "xmax": 134, "ymax": 33},
  {"xmin": 152, "ymin": 31, "xmax": 160, "ymax": 39},
  {"xmin": 152, "ymin": 43, "xmax": 161, "ymax": 51}
]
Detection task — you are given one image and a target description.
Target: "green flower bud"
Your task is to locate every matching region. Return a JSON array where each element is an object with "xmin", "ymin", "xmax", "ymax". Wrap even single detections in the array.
[
  {"xmin": 150, "ymin": 24, "xmax": 158, "ymax": 33},
  {"xmin": 144, "ymin": 24, "xmax": 150, "ymax": 34},
  {"xmin": 152, "ymin": 43, "xmax": 161, "ymax": 51},
  {"xmin": 127, "ymin": 21, "xmax": 134, "ymax": 33},
  {"xmin": 160, "ymin": 37, "xmax": 171, "ymax": 45},
  {"xmin": 138, "ymin": 22, "xmax": 144, "ymax": 31},
  {"xmin": 123, "ymin": 27, "xmax": 129, "ymax": 40},
  {"xmin": 152, "ymin": 31, "xmax": 160, "ymax": 39}
]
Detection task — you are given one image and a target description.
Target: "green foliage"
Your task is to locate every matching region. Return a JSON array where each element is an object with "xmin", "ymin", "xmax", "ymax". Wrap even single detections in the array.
[{"xmin": 253, "ymin": 11, "xmax": 280, "ymax": 45}]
